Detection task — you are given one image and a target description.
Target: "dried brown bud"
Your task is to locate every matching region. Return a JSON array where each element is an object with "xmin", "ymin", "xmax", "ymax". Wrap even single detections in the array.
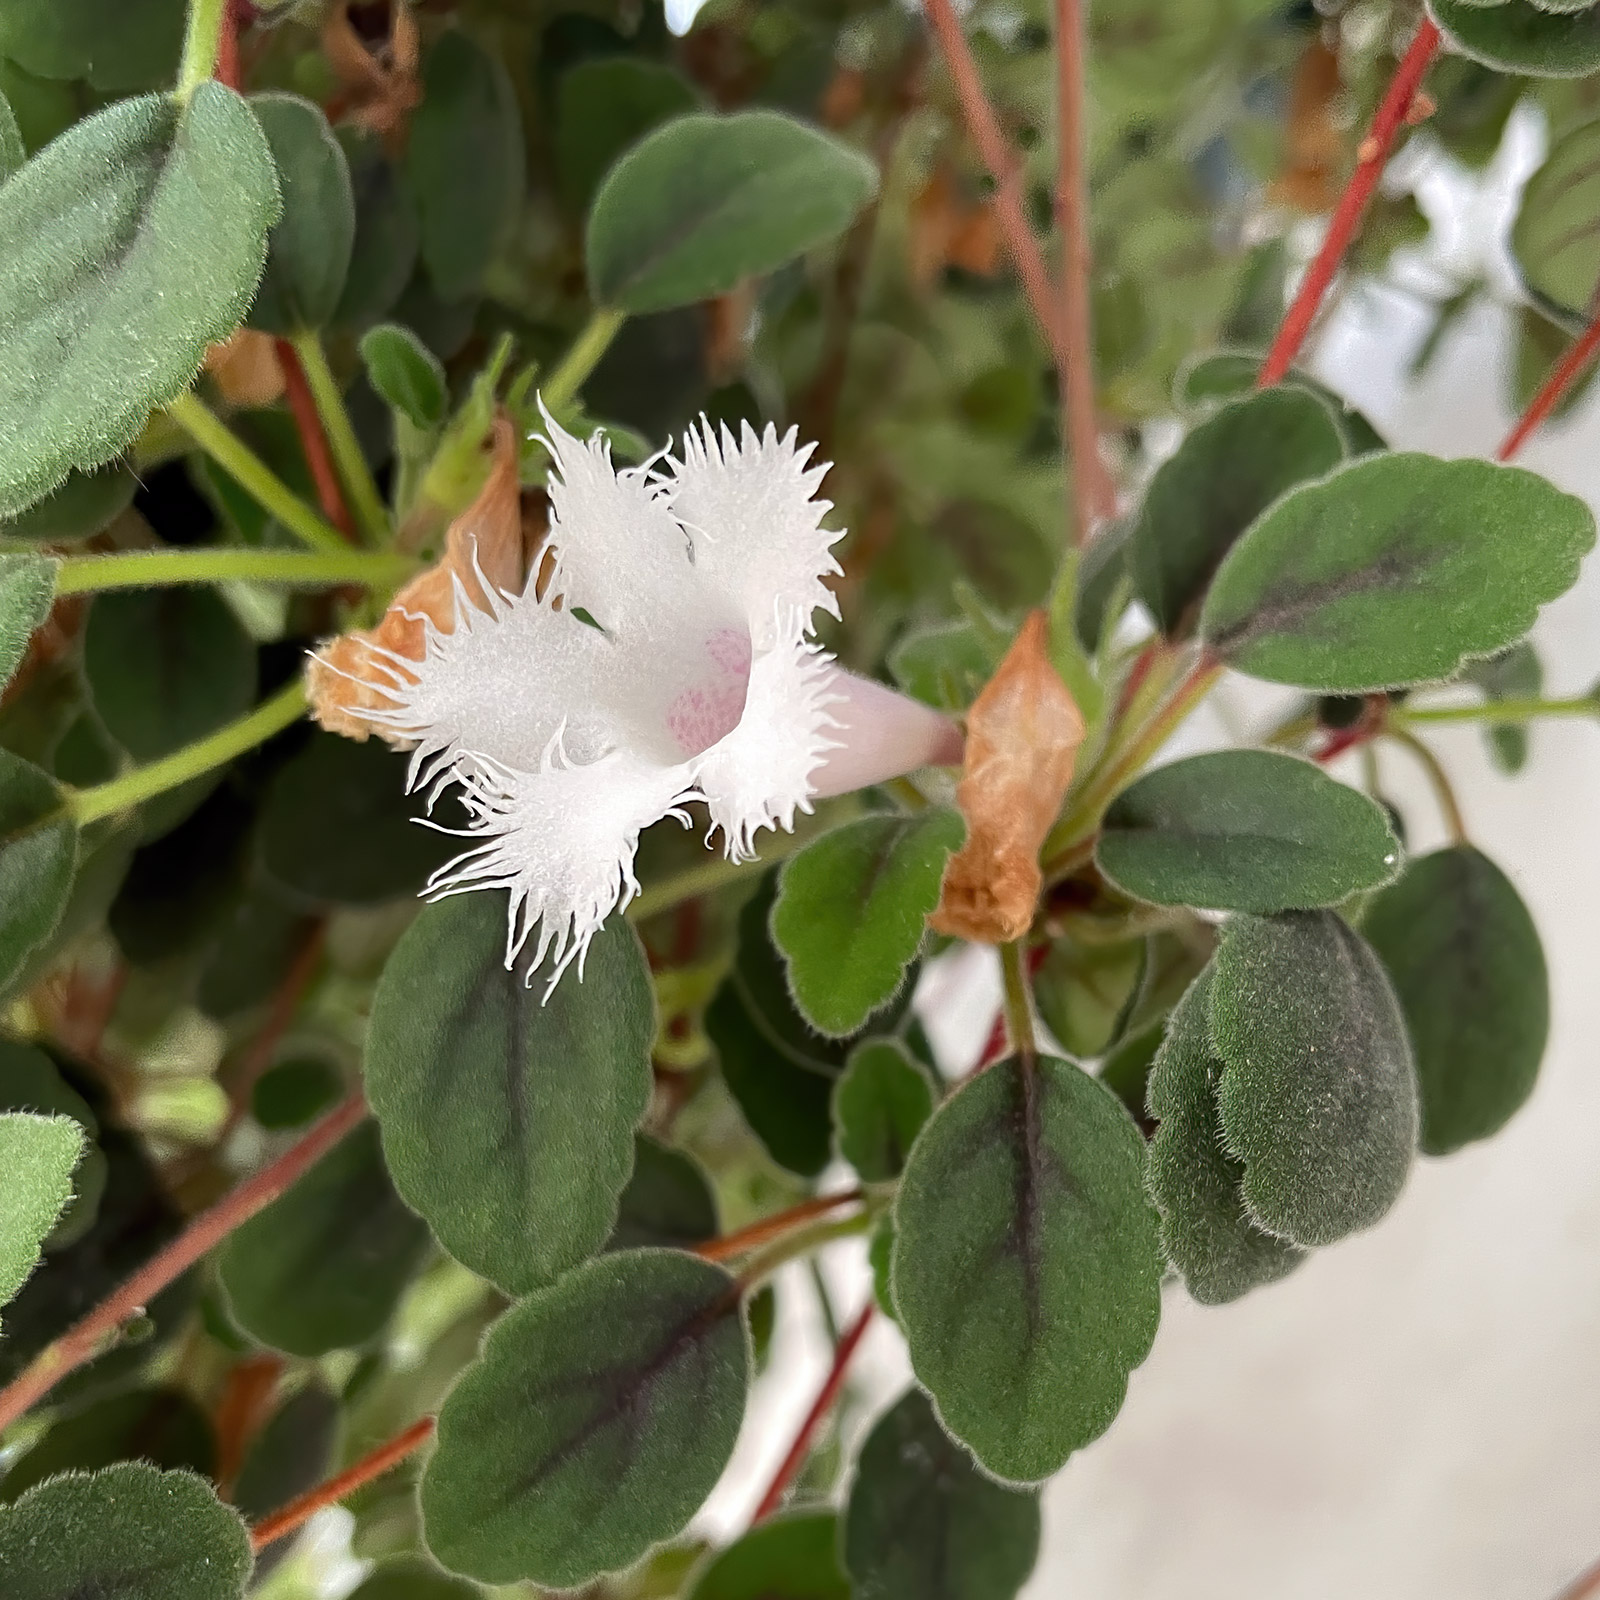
[
  {"xmin": 203, "ymin": 328, "xmax": 285, "ymax": 409},
  {"xmin": 930, "ymin": 609, "xmax": 1086, "ymax": 943},
  {"xmin": 322, "ymin": 0, "xmax": 423, "ymax": 155}
]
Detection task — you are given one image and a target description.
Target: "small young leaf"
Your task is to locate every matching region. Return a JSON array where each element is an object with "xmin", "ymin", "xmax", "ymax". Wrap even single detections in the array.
[
  {"xmin": 832, "ymin": 1038, "xmax": 935, "ymax": 1183},
  {"xmin": 889, "ymin": 618, "xmax": 1003, "ymax": 712},
  {"xmin": 1146, "ymin": 968, "xmax": 1303, "ymax": 1305},
  {"xmin": 0, "ymin": 84, "xmax": 278, "ymax": 517},
  {"xmin": 843, "ymin": 1388, "xmax": 1041, "ymax": 1600},
  {"xmin": 556, "ymin": 57, "xmax": 701, "ymax": 214},
  {"xmin": 0, "ymin": 1111, "xmax": 83, "ymax": 1328},
  {"xmin": 367, "ymin": 895, "xmax": 653, "ymax": 1294},
  {"xmin": 1210, "ymin": 911, "xmax": 1417, "ymax": 1247},
  {"xmin": 587, "ymin": 111, "xmax": 876, "ymax": 314},
  {"xmin": 218, "ymin": 1120, "xmax": 431, "ymax": 1356},
  {"xmin": 0, "ymin": 1462, "xmax": 251, "ymax": 1600},
  {"xmin": 0, "ymin": 751, "xmax": 77, "ymax": 994},
  {"xmin": 772, "ymin": 809, "xmax": 963, "ymax": 1037},
  {"xmin": 247, "ymin": 94, "xmax": 355, "ymax": 335},
  {"xmin": 1131, "ymin": 387, "xmax": 1347, "ymax": 633},
  {"xmin": 893, "ymin": 1056, "xmax": 1163, "ymax": 1483},
  {"xmin": 687, "ymin": 1511, "xmax": 849, "ymax": 1600},
  {"xmin": 360, "ymin": 323, "xmax": 448, "ymax": 430},
  {"xmin": 607, "ymin": 1133, "xmax": 720, "ymax": 1253},
  {"xmin": 1429, "ymin": 0, "xmax": 1600, "ymax": 76},
  {"xmin": 0, "ymin": 551, "xmax": 56, "ymax": 692},
  {"xmin": 421, "ymin": 1249, "xmax": 749, "ymax": 1588},
  {"xmin": 1200, "ymin": 453, "xmax": 1594, "ymax": 690},
  {"xmin": 1096, "ymin": 750, "xmax": 1402, "ymax": 912},
  {"xmin": 1361, "ymin": 846, "xmax": 1548, "ymax": 1155}
]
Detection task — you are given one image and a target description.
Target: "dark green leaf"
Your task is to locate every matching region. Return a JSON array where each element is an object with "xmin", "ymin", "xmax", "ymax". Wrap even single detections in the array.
[
  {"xmin": 1210, "ymin": 910, "xmax": 1417, "ymax": 1246},
  {"xmin": 0, "ymin": 85, "xmax": 278, "ymax": 517},
  {"xmin": 1, "ymin": 462, "xmax": 135, "ymax": 543},
  {"xmin": 367, "ymin": 896, "xmax": 653, "ymax": 1294},
  {"xmin": 1132, "ymin": 388, "xmax": 1347, "ymax": 633},
  {"xmin": 587, "ymin": 111, "xmax": 877, "ymax": 313},
  {"xmin": 0, "ymin": 1039, "xmax": 105, "ymax": 1248},
  {"xmin": 608, "ymin": 1133, "xmax": 720, "ymax": 1253},
  {"xmin": 218, "ymin": 1120, "xmax": 430, "ymax": 1356},
  {"xmin": 421, "ymin": 1249, "xmax": 748, "ymax": 1588},
  {"xmin": 0, "ymin": 551, "xmax": 55, "ymax": 692},
  {"xmin": 251, "ymin": 1058, "xmax": 344, "ymax": 1132},
  {"xmin": 0, "ymin": 751, "xmax": 77, "ymax": 994},
  {"xmin": 688, "ymin": 1511, "xmax": 848, "ymax": 1600},
  {"xmin": 1176, "ymin": 351, "xmax": 1388, "ymax": 453},
  {"xmin": 1147, "ymin": 967, "xmax": 1303, "ymax": 1304},
  {"xmin": 408, "ymin": 32, "xmax": 523, "ymax": 300},
  {"xmin": 832, "ymin": 1039, "xmax": 935, "ymax": 1183},
  {"xmin": 346, "ymin": 1557, "xmax": 482, "ymax": 1600},
  {"xmin": 0, "ymin": 0, "xmax": 183, "ymax": 93},
  {"xmin": 1200, "ymin": 453, "xmax": 1594, "ymax": 690},
  {"xmin": 0, "ymin": 1111, "xmax": 82, "ymax": 1328},
  {"xmin": 334, "ymin": 130, "xmax": 420, "ymax": 328},
  {"xmin": 361, "ymin": 323, "xmax": 448, "ymax": 430},
  {"xmin": 1097, "ymin": 750, "xmax": 1402, "ymax": 912},
  {"xmin": 843, "ymin": 1388, "xmax": 1041, "ymax": 1600},
  {"xmin": 1513, "ymin": 118, "xmax": 1600, "ymax": 319},
  {"xmin": 893, "ymin": 1056, "xmax": 1163, "ymax": 1483},
  {"xmin": 556, "ymin": 58, "xmax": 701, "ymax": 214},
  {"xmin": 247, "ymin": 94, "xmax": 354, "ymax": 335},
  {"xmin": 1098, "ymin": 1022, "xmax": 1161, "ymax": 1128},
  {"xmin": 1429, "ymin": 0, "xmax": 1600, "ymax": 75},
  {"xmin": 1464, "ymin": 640, "xmax": 1543, "ymax": 773},
  {"xmin": 197, "ymin": 881, "xmax": 317, "ymax": 1019},
  {"xmin": 1033, "ymin": 937, "xmax": 1145, "ymax": 1058},
  {"xmin": 1361, "ymin": 846, "xmax": 1548, "ymax": 1155},
  {"xmin": 232, "ymin": 1381, "xmax": 340, "ymax": 1523},
  {"xmin": 0, "ymin": 1463, "xmax": 250, "ymax": 1600},
  {"xmin": 889, "ymin": 618, "xmax": 1004, "ymax": 712},
  {"xmin": 772, "ymin": 809, "xmax": 963, "ymax": 1037}
]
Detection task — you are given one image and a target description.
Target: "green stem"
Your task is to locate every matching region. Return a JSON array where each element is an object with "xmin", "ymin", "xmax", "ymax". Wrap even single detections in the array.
[
  {"xmin": 166, "ymin": 391, "xmax": 349, "ymax": 556},
  {"xmin": 1395, "ymin": 695, "xmax": 1598, "ymax": 726},
  {"xmin": 290, "ymin": 334, "xmax": 391, "ymax": 545},
  {"xmin": 69, "ymin": 680, "xmax": 308, "ymax": 827},
  {"xmin": 999, "ymin": 942, "xmax": 1036, "ymax": 1066},
  {"xmin": 541, "ymin": 307, "xmax": 628, "ymax": 414},
  {"xmin": 1385, "ymin": 726, "xmax": 1469, "ymax": 845},
  {"xmin": 56, "ymin": 547, "xmax": 416, "ymax": 596},
  {"xmin": 175, "ymin": 0, "xmax": 228, "ymax": 102}
]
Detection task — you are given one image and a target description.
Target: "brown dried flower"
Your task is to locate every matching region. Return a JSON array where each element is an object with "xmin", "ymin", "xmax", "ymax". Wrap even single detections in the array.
[
  {"xmin": 322, "ymin": 0, "xmax": 422, "ymax": 155},
  {"xmin": 203, "ymin": 328, "xmax": 285, "ymax": 409}
]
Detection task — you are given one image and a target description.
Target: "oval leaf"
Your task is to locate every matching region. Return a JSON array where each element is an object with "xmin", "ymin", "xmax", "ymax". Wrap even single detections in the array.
[
  {"xmin": 0, "ymin": 462, "xmax": 136, "ymax": 544},
  {"xmin": 0, "ymin": 0, "xmax": 184, "ymax": 93},
  {"xmin": 0, "ymin": 1039, "xmax": 105, "ymax": 1247},
  {"xmin": 893, "ymin": 1056, "xmax": 1163, "ymax": 1483},
  {"xmin": 1513, "ymin": 118, "xmax": 1600, "ymax": 320},
  {"xmin": 360, "ymin": 322, "xmax": 447, "ymax": 429},
  {"xmin": 688, "ymin": 1511, "xmax": 848, "ymax": 1600},
  {"xmin": 0, "ymin": 751, "xmax": 77, "ymax": 994},
  {"xmin": 0, "ymin": 1111, "xmax": 83, "ymax": 1328},
  {"xmin": 832, "ymin": 1038, "xmax": 935, "ymax": 1183},
  {"xmin": 1199, "ymin": 453, "xmax": 1594, "ymax": 690},
  {"xmin": 0, "ymin": 551, "xmax": 56, "ymax": 691},
  {"xmin": 587, "ymin": 110, "xmax": 877, "ymax": 314},
  {"xmin": 1428, "ymin": 0, "xmax": 1600, "ymax": 75},
  {"xmin": 556, "ymin": 57, "xmax": 701, "ymax": 214},
  {"xmin": 367, "ymin": 895, "xmax": 653, "ymax": 1293},
  {"xmin": 421, "ymin": 1249, "xmax": 749, "ymax": 1588},
  {"xmin": 607, "ymin": 1133, "xmax": 719, "ymax": 1254}
]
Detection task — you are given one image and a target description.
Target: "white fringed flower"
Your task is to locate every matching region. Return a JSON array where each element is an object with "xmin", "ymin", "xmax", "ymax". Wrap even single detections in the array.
[{"xmin": 346, "ymin": 410, "xmax": 960, "ymax": 991}]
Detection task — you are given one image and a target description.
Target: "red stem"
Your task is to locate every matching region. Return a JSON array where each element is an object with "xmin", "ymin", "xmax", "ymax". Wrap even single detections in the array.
[
  {"xmin": 1258, "ymin": 19, "xmax": 1441, "ymax": 387},
  {"xmin": 0, "ymin": 1093, "xmax": 368, "ymax": 1436},
  {"xmin": 276, "ymin": 339, "xmax": 358, "ymax": 540},
  {"xmin": 1555, "ymin": 1555, "xmax": 1600, "ymax": 1600},
  {"xmin": 694, "ymin": 1191, "xmax": 865, "ymax": 1264},
  {"xmin": 250, "ymin": 1415, "xmax": 435, "ymax": 1550},
  {"xmin": 750, "ymin": 1303, "xmax": 875, "ymax": 1525},
  {"xmin": 215, "ymin": 0, "xmax": 242, "ymax": 90},
  {"xmin": 1497, "ymin": 312, "xmax": 1600, "ymax": 461}
]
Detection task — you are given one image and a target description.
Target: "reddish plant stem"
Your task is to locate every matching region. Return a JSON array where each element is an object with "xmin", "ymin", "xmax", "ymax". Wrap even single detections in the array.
[
  {"xmin": 1312, "ymin": 697, "xmax": 1387, "ymax": 765},
  {"xmin": 276, "ymin": 340, "xmax": 358, "ymax": 540},
  {"xmin": 1498, "ymin": 312, "xmax": 1600, "ymax": 461},
  {"xmin": 1555, "ymin": 1554, "xmax": 1600, "ymax": 1600},
  {"xmin": 694, "ymin": 1191, "xmax": 865, "ymax": 1264},
  {"xmin": 214, "ymin": 1353, "xmax": 286, "ymax": 1497},
  {"xmin": 215, "ymin": 0, "xmax": 243, "ymax": 90},
  {"xmin": 0, "ymin": 1093, "xmax": 368, "ymax": 1437},
  {"xmin": 250, "ymin": 1415, "xmax": 436, "ymax": 1550},
  {"xmin": 1258, "ymin": 19, "xmax": 1441, "ymax": 387},
  {"xmin": 750, "ymin": 1303, "xmax": 875, "ymax": 1525}
]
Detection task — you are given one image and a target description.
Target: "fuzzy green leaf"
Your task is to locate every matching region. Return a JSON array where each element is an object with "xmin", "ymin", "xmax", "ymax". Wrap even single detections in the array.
[
  {"xmin": 772, "ymin": 809, "xmax": 963, "ymax": 1037},
  {"xmin": 587, "ymin": 111, "xmax": 877, "ymax": 313},
  {"xmin": 1132, "ymin": 387, "xmax": 1347, "ymax": 633},
  {"xmin": 893, "ymin": 1056, "xmax": 1163, "ymax": 1483},
  {"xmin": 1097, "ymin": 750, "xmax": 1402, "ymax": 912},
  {"xmin": 1429, "ymin": 0, "xmax": 1600, "ymax": 75},
  {"xmin": 1146, "ymin": 967, "xmax": 1303, "ymax": 1304},
  {"xmin": 0, "ymin": 1463, "xmax": 251, "ymax": 1600},
  {"xmin": 1361, "ymin": 846, "xmax": 1548, "ymax": 1155},
  {"xmin": 367, "ymin": 895, "xmax": 653, "ymax": 1294},
  {"xmin": 1200, "ymin": 453, "xmax": 1594, "ymax": 690},
  {"xmin": 0, "ymin": 92, "xmax": 22, "ymax": 182},
  {"xmin": 889, "ymin": 619, "xmax": 1003, "ymax": 712},
  {"xmin": 0, "ymin": 1111, "xmax": 83, "ymax": 1329},
  {"xmin": 1210, "ymin": 911, "xmax": 1417, "ymax": 1247},
  {"xmin": 0, "ymin": 84, "xmax": 278, "ymax": 518},
  {"xmin": 556, "ymin": 58, "xmax": 701, "ymax": 214},
  {"xmin": 0, "ymin": 1039, "xmax": 105, "ymax": 1247},
  {"xmin": 687, "ymin": 1511, "xmax": 849, "ymax": 1600},
  {"xmin": 832, "ymin": 1038, "xmax": 935, "ymax": 1183},
  {"xmin": 0, "ymin": 752, "xmax": 77, "ymax": 995},
  {"xmin": 843, "ymin": 1388, "xmax": 1041, "ymax": 1600},
  {"xmin": 1513, "ymin": 118, "xmax": 1600, "ymax": 319},
  {"xmin": 421, "ymin": 1249, "xmax": 749, "ymax": 1588},
  {"xmin": 0, "ymin": 551, "xmax": 56, "ymax": 692},
  {"xmin": 360, "ymin": 323, "xmax": 448, "ymax": 429},
  {"xmin": 608, "ymin": 1133, "xmax": 719, "ymax": 1254}
]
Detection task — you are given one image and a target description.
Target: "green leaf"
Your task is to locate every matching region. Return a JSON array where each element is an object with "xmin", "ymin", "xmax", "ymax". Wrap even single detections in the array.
[
  {"xmin": 0, "ymin": 551, "xmax": 55, "ymax": 692},
  {"xmin": 557, "ymin": 58, "xmax": 701, "ymax": 215},
  {"xmin": 0, "ymin": 0, "xmax": 184, "ymax": 94},
  {"xmin": 247, "ymin": 94, "xmax": 354, "ymax": 335},
  {"xmin": 0, "ymin": 1111, "xmax": 83, "ymax": 1328},
  {"xmin": 832, "ymin": 1039, "xmax": 935, "ymax": 1183},
  {"xmin": 367, "ymin": 895, "xmax": 653, "ymax": 1294},
  {"xmin": 217, "ymin": 1120, "xmax": 430, "ymax": 1356},
  {"xmin": 1033, "ymin": 937, "xmax": 1146, "ymax": 1059},
  {"xmin": 346, "ymin": 1557, "xmax": 481, "ymax": 1600},
  {"xmin": 1174, "ymin": 349, "xmax": 1388, "ymax": 454},
  {"xmin": 1073, "ymin": 514, "xmax": 1136, "ymax": 652},
  {"xmin": 0, "ymin": 92, "xmax": 23, "ymax": 182},
  {"xmin": 772, "ymin": 809, "xmax": 963, "ymax": 1037},
  {"xmin": 0, "ymin": 461, "xmax": 136, "ymax": 543},
  {"xmin": 1429, "ymin": 0, "xmax": 1600, "ymax": 75},
  {"xmin": 0, "ymin": 1462, "xmax": 251, "ymax": 1600},
  {"xmin": 608, "ymin": 1133, "xmax": 720, "ymax": 1253},
  {"xmin": 231, "ymin": 1380, "xmax": 339, "ymax": 1525},
  {"xmin": 421, "ymin": 1249, "xmax": 749, "ymax": 1588},
  {"xmin": 1513, "ymin": 118, "xmax": 1600, "ymax": 320},
  {"xmin": 1097, "ymin": 750, "xmax": 1402, "ymax": 912},
  {"xmin": 1361, "ymin": 846, "xmax": 1548, "ymax": 1155},
  {"xmin": 1146, "ymin": 968, "xmax": 1303, "ymax": 1304},
  {"xmin": 361, "ymin": 323, "xmax": 448, "ymax": 430},
  {"xmin": 843, "ymin": 1388, "xmax": 1041, "ymax": 1600},
  {"xmin": 1132, "ymin": 388, "xmax": 1347, "ymax": 633},
  {"xmin": 0, "ymin": 751, "xmax": 77, "ymax": 995},
  {"xmin": 1199, "ymin": 453, "xmax": 1594, "ymax": 690},
  {"xmin": 0, "ymin": 1039, "xmax": 105, "ymax": 1247},
  {"xmin": 0, "ymin": 84, "xmax": 278, "ymax": 518},
  {"xmin": 1464, "ymin": 641, "xmax": 1543, "ymax": 773},
  {"xmin": 889, "ymin": 619, "xmax": 1003, "ymax": 713},
  {"xmin": 1210, "ymin": 911, "xmax": 1417, "ymax": 1246},
  {"xmin": 335, "ymin": 130, "xmax": 420, "ymax": 328},
  {"xmin": 1098, "ymin": 1022, "xmax": 1161, "ymax": 1127},
  {"xmin": 687, "ymin": 1511, "xmax": 848, "ymax": 1600},
  {"xmin": 408, "ymin": 31, "xmax": 523, "ymax": 300},
  {"xmin": 250, "ymin": 1058, "xmax": 344, "ymax": 1132},
  {"xmin": 893, "ymin": 1056, "xmax": 1163, "ymax": 1483},
  {"xmin": 587, "ymin": 111, "xmax": 877, "ymax": 314}
]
